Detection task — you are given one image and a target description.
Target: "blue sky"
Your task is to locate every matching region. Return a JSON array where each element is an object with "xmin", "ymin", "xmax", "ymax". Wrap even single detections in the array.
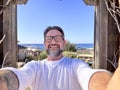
[{"xmin": 17, "ymin": 0, "xmax": 94, "ymax": 44}]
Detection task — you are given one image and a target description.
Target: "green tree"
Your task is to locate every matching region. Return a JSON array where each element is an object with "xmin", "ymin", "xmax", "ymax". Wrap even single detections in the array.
[
  {"xmin": 63, "ymin": 51, "xmax": 77, "ymax": 58},
  {"xmin": 65, "ymin": 41, "xmax": 76, "ymax": 52},
  {"xmin": 38, "ymin": 50, "xmax": 47, "ymax": 60}
]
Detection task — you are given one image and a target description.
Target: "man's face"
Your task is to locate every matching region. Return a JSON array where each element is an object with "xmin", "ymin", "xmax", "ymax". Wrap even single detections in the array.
[{"xmin": 44, "ymin": 29, "xmax": 66, "ymax": 58}]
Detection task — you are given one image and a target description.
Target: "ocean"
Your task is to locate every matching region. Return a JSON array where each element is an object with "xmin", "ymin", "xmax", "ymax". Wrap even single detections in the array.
[{"xmin": 19, "ymin": 43, "xmax": 94, "ymax": 50}]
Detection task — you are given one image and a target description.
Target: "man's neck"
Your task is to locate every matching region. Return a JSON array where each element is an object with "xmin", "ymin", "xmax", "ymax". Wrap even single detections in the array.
[{"xmin": 47, "ymin": 54, "xmax": 63, "ymax": 61}]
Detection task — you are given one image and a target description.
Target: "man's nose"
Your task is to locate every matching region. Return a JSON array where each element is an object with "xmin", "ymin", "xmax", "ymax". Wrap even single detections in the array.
[{"xmin": 50, "ymin": 38, "xmax": 56, "ymax": 43}]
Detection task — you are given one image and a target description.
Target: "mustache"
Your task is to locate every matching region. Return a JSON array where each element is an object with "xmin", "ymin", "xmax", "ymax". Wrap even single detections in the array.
[{"xmin": 48, "ymin": 44, "xmax": 60, "ymax": 48}]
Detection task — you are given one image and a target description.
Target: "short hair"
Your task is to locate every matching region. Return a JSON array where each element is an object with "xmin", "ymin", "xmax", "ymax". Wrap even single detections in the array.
[{"xmin": 44, "ymin": 26, "xmax": 65, "ymax": 38}]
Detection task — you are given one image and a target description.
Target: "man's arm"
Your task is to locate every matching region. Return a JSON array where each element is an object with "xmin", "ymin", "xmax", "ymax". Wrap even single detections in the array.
[
  {"xmin": 0, "ymin": 70, "xmax": 19, "ymax": 90},
  {"xmin": 106, "ymin": 67, "xmax": 120, "ymax": 90},
  {"xmin": 89, "ymin": 71, "xmax": 112, "ymax": 90},
  {"xmin": 106, "ymin": 57, "xmax": 120, "ymax": 90}
]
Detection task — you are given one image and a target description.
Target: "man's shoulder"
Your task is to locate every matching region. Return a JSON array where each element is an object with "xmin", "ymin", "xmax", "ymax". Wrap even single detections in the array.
[
  {"xmin": 23, "ymin": 60, "xmax": 42, "ymax": 68},
  {"xmin": 63, "ymin": 57, "xmax": 88, "ymax": 65}
]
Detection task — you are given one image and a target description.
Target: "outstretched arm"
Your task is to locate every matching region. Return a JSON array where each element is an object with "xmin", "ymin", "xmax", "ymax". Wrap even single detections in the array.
[
  {"xmin": 0, "ymin": 70, "xmax": 19, "ymax": 90},
  {"xmin": 106, "ymin": 58, "xmax": 120, "ymax": 90},
  {"xmin": 89, "ymin": 71, "xmax": 112, "ymax": 90}
]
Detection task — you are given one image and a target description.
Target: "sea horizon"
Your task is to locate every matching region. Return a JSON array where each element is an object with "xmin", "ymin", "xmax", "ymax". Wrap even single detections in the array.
[{"xmin": 18, "ymin": 43, "xmax": 94, "ymax": 50}]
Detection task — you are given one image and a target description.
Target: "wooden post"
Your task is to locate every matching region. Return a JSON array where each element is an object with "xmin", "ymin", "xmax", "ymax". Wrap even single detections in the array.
[
  {"xmin": 0, "ymin": 0, "xmax": 3, "ymax": 67},
  {"xmin": 94, "ymin": 0, "xmax": 119, "ymax": 72},
  {"xmin": 1, "ymin": 0, "xmax": 28, "ymax": 68},
  {"xmin": 94, "ymin": 0, "xmax": 108, "ymax": 69},
  {"xmin": 2, "ymin": 0, "xmax": 18, "ymax": 67}
]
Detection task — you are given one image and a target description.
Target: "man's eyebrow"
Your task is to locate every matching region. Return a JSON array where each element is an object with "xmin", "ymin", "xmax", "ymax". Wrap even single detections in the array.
[{"xmin": 45, "ymin": 35, "xmax": 63, "ymax": 37}]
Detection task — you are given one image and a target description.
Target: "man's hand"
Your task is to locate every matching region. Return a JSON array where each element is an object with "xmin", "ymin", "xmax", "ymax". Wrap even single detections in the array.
[{"xmin": 0, "ymin": 70, "xmax": 19, "ymax": 90}]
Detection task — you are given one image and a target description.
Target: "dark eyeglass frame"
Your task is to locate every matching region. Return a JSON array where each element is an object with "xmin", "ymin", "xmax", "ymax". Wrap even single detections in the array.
[{"xmin": 44, "ymin": 35, "xmax": 64, "ymax": 43}]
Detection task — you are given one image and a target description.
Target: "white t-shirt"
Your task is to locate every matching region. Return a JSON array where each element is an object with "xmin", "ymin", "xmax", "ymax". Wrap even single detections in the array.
[{"xmin": 3, "ymin": 57, "xmax": 105, "ymax": 90}]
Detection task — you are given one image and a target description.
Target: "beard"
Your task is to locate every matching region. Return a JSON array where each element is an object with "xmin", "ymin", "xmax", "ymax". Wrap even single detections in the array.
[{"xmin": 46, "ymin": 44, "xmax": 64, "ymax": 58}]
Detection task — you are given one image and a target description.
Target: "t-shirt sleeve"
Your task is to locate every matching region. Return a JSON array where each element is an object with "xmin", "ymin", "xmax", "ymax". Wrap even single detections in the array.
[
  {"xmin": 75, "ymin": 61, "xmax": 108, "ymax": 90},
  {"xmin": 1, "ymin": 61, "xmax": 38, "ymax": 90}
]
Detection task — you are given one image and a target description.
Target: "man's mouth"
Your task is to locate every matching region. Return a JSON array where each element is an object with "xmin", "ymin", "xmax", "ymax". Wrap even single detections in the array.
[{"xmin": 49, "ymin": 44, "xmax": 59, "ymax": 48}]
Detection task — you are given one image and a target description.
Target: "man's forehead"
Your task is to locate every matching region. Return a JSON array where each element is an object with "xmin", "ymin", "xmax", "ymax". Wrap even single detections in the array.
[{"xmin": 46, "ymin": 29, "xmax": 62, "ymax": 36}]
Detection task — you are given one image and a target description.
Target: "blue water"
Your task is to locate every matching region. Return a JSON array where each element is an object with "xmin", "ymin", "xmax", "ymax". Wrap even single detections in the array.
[
  {"xmin": 19, "ymin": 43, "xmax": 94, "ymax": 50},
  {"xmin": 75, "ymin": 44, "xmax": 94, "ymax": 49}
]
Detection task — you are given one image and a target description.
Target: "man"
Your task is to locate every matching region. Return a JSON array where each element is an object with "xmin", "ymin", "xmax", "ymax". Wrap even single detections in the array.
[{"xmin": 0, "ymin": 26, "xmax": 118, "ymax": 90}]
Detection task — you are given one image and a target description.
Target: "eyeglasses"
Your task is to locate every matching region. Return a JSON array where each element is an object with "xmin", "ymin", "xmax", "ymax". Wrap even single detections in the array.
[{"xmin": 45, "ymin": 35, "xmax": 64, "ymax": 43}]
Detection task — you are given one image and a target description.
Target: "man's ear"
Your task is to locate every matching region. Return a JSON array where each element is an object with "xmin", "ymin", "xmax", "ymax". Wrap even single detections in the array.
[
  {"xmin": 64, "ymin": 40, "xmax": 67, "ymax": 45},
  {"xmin": 63, "ymin": 40, "xmax": 66, "ymax": 49}
]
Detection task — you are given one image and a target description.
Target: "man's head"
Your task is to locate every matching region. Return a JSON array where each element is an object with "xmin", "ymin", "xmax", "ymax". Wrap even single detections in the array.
[{"xmin": 44, "ymin": 26, "xmax": 66, "ymax": 60}]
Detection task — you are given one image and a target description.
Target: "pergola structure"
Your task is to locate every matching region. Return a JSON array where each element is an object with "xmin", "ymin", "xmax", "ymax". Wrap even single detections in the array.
[{"xmin": 0, "ymin": 0, "xmax": 119, "ymax": 72}]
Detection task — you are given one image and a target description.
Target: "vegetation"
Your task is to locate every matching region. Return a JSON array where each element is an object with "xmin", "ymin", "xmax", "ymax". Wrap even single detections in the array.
[
  {"xmin": 64, "ymin": 41, "xmax": 76, "ymax": 52},
  {"xmin": 25, "ymin": 41, "xmax": 77, "ymax": 61},
  {"xmin": 38, "ymin": 50, "xmax": 47, "ymax": 60},
  {"xmin": 63, "ymin": 51, "xmax": 77, "ymax": 58}
]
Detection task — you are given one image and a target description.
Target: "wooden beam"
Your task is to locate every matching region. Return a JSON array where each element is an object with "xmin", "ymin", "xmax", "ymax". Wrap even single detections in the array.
[
  {"xmin": 13, "ymin": 0, "xmax": 28, "ymax": 4},
  {"xmin": 84, "ymin": 0, "xmax": 99, "ymax": 5}
]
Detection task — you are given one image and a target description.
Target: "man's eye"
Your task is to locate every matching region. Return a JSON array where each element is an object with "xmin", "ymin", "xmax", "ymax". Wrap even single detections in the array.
[{"xmin": 46, "ymin": 38, "xmax": 51, "ymax": 40}]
